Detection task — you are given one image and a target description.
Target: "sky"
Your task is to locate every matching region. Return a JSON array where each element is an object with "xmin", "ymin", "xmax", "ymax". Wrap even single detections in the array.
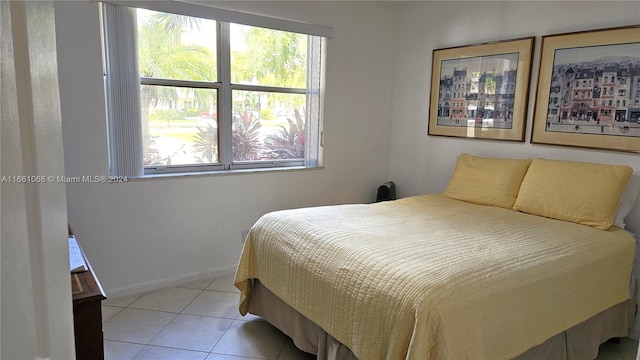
[{"xmin": 553, "ymin": 42, "xmax": 640, "ymax": 65}]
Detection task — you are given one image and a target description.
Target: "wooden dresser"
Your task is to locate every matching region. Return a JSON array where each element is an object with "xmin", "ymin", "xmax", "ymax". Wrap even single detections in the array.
[{"xmin": 69, "ymin": 226, "xmax": 106, "ymax": 360}]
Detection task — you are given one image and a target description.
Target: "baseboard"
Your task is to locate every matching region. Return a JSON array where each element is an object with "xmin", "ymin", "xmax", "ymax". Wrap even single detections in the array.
[{"xmin": 104, "ymin": 265, "xmax": 237, "ymax": 299}]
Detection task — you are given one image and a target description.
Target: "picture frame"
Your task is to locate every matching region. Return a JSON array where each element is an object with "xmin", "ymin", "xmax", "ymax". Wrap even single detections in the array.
[
  {"xmin": 428, "ymin": 37, "xmax": 534, "ymax": 141},
  {"xmin": 531, "ymin": 25, "xmax": 640, "ymax": 153}
]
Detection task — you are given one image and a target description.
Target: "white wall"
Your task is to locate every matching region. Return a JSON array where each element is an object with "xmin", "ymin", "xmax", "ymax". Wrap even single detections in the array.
[
  {"xmin": 54, "ymin": 1, "xmax": 400, "ymax": 294},
  {"xmin": 389, "ymin": 1, "xmax": 640, "ymax": 234}
]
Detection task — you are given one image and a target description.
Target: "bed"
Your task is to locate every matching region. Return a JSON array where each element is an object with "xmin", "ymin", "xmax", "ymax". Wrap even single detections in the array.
[{"xmin": 235, "ymin": 154, "xmax": 639, "ymax": 360}]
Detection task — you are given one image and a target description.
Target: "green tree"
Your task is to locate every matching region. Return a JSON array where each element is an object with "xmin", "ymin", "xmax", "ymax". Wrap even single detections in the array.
[
  {"xmin": 138, "ymin": 14, "xmax": 215, "ymax": 82},
  {"xmin": 231, "ymin": 26, "xmax": 307, "ymax": 113},
  {"xmin": 231, "ymin": 26, "xmax": 306, "ymax": 87},
  {"xmin": 137, "ymin": 11, "xmax": 216, "ymax": 162}
]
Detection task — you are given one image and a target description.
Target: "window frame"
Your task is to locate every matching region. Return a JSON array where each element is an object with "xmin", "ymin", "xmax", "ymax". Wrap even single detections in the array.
[
  {"xmin": 140, "ymin": 77, "xmax": 225, "ymax": 174},
  {"xmin": 101, "ymin": 1, "xmax": 329, "ymax": 177}
]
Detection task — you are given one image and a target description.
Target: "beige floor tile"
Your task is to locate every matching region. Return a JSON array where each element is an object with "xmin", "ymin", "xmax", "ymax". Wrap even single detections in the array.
[
  {"xmin": 207, "ymin": 274, "xmax": 239, "ymax": 293},
  {"xmin": 182, "ymin": 290, "xmax": 240, "ymax": 319},
  {"xmin": 102, "ymin": 305, "xmax": 123, "ymax": 324},
  {"xmin": 149, "ymin": 314, "xmax": 233, "ymax": 352},
  {"xmin": 128, "ymin": 287, "xmax": 202, "ymax": 313},
  {"xmin": 104, "ymin": 340, "xmax": 144, "ymax": 360},
  {"xmin": 131, "ymin": 345, "xmax": 209, "ymax": 360},
  {"xmin": 103, "ymin": 293, "xmax": 141, "ymax": 307},
  {"xmin": 103, "ymin": 308, "xmax": 176, "ymax": 344},
  {"xmin": 211, "ymin": 320, "xmax": 287, "ymax": 359},
  {"xmin": 179, "ymin": 278, "xmax": 216, "ymax": 290}
]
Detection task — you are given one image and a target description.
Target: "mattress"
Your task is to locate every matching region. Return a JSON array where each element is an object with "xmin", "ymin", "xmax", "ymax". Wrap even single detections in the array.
[{"xmin": 235, "ymin": 194, "xmax": 635, "ymax": 359}]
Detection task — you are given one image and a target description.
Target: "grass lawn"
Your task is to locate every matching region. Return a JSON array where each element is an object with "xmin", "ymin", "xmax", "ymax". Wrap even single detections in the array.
[{"xmin": 149, "ymin": 117, "xmax": 288, "ymax": 143}]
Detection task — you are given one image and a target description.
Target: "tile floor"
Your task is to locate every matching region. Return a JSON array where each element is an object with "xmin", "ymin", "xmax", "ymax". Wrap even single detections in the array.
[
  {"xmin": 102, "ymin": 274, "xmax": 314, "ymax": 360},
  {"xmin": 102, "ymin": 274, "xmax": 638, "ymax": 360}
]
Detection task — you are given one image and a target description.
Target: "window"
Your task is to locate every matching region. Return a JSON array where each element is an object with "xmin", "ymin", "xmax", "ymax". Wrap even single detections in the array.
[{"xmin": 101, "ymin": 2, "xmax": 330, "ymax": 176}]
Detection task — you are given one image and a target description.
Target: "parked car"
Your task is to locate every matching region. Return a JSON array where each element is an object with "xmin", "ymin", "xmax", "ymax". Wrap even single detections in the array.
[{"xmin": 200, "ymin": 111, "xmax": 217, "ymax": 120}]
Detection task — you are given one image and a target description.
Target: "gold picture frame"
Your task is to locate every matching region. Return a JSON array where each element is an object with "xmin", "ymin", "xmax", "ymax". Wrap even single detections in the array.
[
  {"xmin": 531, "ymin": 25, "xmax": 640, "ymax": 153},
  {"xmin": 428, "ymin": 37, "xmax": 534, "ymax": 141}
]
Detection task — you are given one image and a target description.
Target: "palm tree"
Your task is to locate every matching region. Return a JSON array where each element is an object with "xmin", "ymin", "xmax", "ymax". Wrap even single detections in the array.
[
  {"xmin": 231, "ymin": 25, "xmax": 306, "ymax": 88},
  {"xmin": 138, "ymin": 13, "xmax": 215, "ymax": 82},
  {"xmin": 137, "ymin": 11, "xmax": 216, "ymax": 162}
]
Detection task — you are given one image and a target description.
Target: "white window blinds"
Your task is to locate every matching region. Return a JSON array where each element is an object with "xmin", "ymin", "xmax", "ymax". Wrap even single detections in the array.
[{"xmin": 102, "ymin": 3, "xmax": 144, "ymax": 177}]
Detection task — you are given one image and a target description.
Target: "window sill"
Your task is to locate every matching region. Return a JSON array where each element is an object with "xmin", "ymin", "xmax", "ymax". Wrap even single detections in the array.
[{"xmin": 127, "ymin": 165, "xmax": 323, "ymax": 181}]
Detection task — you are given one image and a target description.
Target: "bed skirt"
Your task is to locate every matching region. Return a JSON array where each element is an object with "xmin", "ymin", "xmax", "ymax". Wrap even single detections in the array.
[{"xmin": 247, "ymin": 280, "xmax": 636, "ymax": 360}]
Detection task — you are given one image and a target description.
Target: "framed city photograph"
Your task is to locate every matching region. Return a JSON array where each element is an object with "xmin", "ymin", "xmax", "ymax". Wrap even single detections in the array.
[
  {"xmin": 531, "ymin": 25, "xmax": 640, "ymax": 153},
  {"xmin": 428, "ymin": 37, "xmax": 534, "ymax": 141}
]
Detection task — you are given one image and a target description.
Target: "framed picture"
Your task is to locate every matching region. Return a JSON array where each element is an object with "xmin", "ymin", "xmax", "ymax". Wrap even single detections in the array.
[
  {"xmin": 428, "ymin": 37, "xmax": 534, "ymax": 141},
  {"xmin": 531, "ymin": 25, "xmax": 640, "ymax": 153}
]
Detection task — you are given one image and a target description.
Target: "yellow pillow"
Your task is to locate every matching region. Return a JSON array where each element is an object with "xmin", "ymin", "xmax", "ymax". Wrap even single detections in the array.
[
  {"xmin": 443, "ymin": 154, "xmax": 532, "ymax": 209},
  {"xmin": 513, "ymin": 158, "xmax": 632, "ymax": 230}
]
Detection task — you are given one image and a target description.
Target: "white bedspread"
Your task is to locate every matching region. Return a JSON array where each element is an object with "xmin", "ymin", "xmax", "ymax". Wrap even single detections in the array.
[{"xmin": 235, "ymin": 194, "xmax": 635, "ymax": 359}]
